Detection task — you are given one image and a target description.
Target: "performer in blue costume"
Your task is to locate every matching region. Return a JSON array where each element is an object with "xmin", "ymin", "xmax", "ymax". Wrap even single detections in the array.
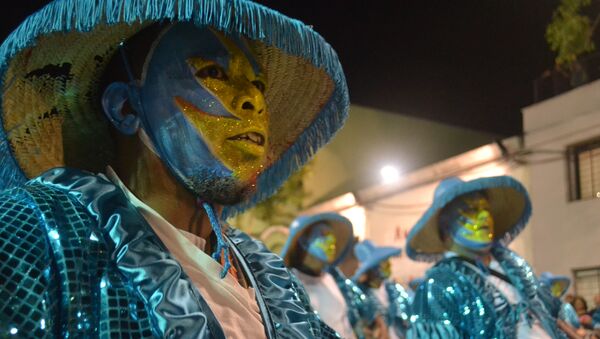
[
  {"xmin": 281, "ymin": 213, "xmax": 386, "ymax": 339},
  {"xmin": 538, "ymin": 273, "xmax": 581, "ymax": 330},
  {"xmin": 352, "ymin": 240, "xmax": 411, "ymax": 338},
  {"xmin": 0, "ymin": 0, "xmax": 349, "ymax": 337},
  {"xmin": 405, "ymin": 176, "xmax": 573, "ymax": 338}
]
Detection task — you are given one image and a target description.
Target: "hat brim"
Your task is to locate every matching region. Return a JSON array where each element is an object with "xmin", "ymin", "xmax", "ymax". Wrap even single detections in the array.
[
  {"xmin": 280, "ymin": 213, "xmax": 353, "ymax": 267},
  {"xmin": 406, "ymin": 176, "xmax": 531, "ymax": 262},
  {"xmin": 540, "ymin": 272, "xmax": 571, "ymax": 297},
  {"xmin": 351, "ymin": 246, "xmax": 401, "ymax": 282},
  {"xmin": 0, "ymin": 0, "xmax": 348, "ymax": 217}
]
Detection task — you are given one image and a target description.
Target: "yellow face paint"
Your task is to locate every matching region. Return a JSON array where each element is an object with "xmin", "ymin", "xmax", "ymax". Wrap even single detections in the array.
[
  {"xmin": 457, "ymin": 196, "xmax": 495, "ymax": 243},
  {"xmin": 379, "ymin": 260, "xmax": 392, "ymax": 279},
  {"xmin": 551, "ymin": 281, "xmax": 565, "ymax": 297},
  {"xmin": 174, "ymin": 33, "xmax": 269, "ymax": 183},
  {"xmin": 311, "ymin": 233, "xmax": 337, "ymax": 263}
]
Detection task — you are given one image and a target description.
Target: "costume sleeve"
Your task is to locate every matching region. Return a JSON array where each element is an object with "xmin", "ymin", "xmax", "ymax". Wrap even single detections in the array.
[
  {"xmin": 0, "ymin": 187, "xmax": 59, "ymax": 337},
  {"xmin": 406, "ymin": 267, "xmax": 464, "ymax": 339},
  {"xmin": 384, "ymin": 281, "xmax": 411, "ymax": 337}
]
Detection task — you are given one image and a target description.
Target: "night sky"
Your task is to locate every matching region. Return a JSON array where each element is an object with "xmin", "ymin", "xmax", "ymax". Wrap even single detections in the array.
[{"xmin": 1, "ymin": 1, "xmax": 561, "ymax": 136}]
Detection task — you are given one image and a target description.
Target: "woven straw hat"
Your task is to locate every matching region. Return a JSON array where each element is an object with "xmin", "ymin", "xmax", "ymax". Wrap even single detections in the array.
[
  {"xmin": 280, "ymin": 212, "xmax": 354, "ymax": 267},
  {"xmin": 0, "ymin": 0, "xmax": 348, "ymax": 215},
  {"xmin": 406, "ymin": 176, "xmax": 532, "ymax": 262}
]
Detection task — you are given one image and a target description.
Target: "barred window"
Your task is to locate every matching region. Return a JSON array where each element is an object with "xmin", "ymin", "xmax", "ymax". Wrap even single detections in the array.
[
  {"xmin": 573, "ymin": 267, "xmax": 600, "ymax": 309},
  {"xmin": 568, "ymin": 138, "xmax": 600, "ymax": 201}
]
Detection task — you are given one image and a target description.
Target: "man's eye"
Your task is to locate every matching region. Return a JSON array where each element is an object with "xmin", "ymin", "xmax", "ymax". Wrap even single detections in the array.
[
  {"xmin": 196, "ymin": 65, "xmax": 227, "ymax": 80},
  {"xmin": 252, "ymin": 80, "xmax": 266, "ymax": 93}
]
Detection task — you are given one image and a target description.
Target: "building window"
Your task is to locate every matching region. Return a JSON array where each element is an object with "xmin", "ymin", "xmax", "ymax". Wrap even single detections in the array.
[
  {"xmin": 573, "ymin": 267, "xmax": 600, "ymax": 308},
  {"xmin": 568, "ymin": 138, "xmax": 600, "ymax": 201}
]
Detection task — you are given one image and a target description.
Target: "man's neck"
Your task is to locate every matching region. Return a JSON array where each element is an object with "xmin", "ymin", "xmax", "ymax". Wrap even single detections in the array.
[
  {"xmin": 114, "ymin": 133, "xmax": 219, "ymax": 243},
  {"xmin": 449, "ymin": 243, "xmax": 492, "ymax": 266}
]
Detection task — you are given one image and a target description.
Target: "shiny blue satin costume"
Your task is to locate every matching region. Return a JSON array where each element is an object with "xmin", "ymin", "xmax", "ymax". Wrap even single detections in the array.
[
  {"xmin": 0, "ymin": 168, "xmax": 338, "ymax": 338},
  {"xmin": 407, "ymin": 246, "xmax": 565, "ymax": 338}
]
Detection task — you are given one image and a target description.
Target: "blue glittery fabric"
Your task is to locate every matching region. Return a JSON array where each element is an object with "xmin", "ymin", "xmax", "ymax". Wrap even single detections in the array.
[
  {"xmin": 383, "ymin": 280, "xmax": 411, "ymax": 337},
  {"xmin": 327, "ymin": 267, "xmax": 379, "ymax": 339},
  {"xmin": 358, "ymin": 280, "xmax": 411, "ymax": 338},
  {"xmin": 0, "ymin": 168, "xmax": 337, "ymax": 338},
  {"xmin": 407, "ymin": 245, "xmax": 566, "ymax": 339}
]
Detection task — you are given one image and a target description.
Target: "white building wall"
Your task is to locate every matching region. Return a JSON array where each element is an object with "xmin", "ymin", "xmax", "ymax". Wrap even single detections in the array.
[{"xmin": 523, "ymin": 79, "xmax": 600, "ymax": 281}]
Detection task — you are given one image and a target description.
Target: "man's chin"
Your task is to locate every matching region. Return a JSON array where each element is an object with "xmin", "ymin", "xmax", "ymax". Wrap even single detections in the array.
[{"xmin": 186, "ymin": 170, "xmax": 255, "ymax": 206}]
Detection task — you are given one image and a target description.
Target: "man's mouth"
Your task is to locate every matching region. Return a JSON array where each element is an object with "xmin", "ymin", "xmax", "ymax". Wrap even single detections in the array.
[{"xmin": 227, "ymin": 132, "xmax": 266, "ymax": 146}]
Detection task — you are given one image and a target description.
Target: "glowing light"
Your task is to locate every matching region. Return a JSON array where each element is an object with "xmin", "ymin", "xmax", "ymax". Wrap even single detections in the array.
[
  {"xmin": 9, "ymin": 328, "xmax": 17, "ymax": 335},
  {"xmin": 340, "ymin": 206, "xmax": 367, "ymax": 240},
  {"xmin": 380, "ymin": 165, "xmax": 400, "ymax": 184}
]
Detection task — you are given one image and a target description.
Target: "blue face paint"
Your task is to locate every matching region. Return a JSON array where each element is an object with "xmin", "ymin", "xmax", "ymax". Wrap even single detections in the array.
[
  {"xmin": 441, "ymin": 193, "xmax": 494, "ymax": 252},
  {"xmin": 131, "ymin": 23, "xmax": 266, "ymax": 203},
  {"xmin": 299, "ymin": 223, "xmax": 337, "ymax": 264}
]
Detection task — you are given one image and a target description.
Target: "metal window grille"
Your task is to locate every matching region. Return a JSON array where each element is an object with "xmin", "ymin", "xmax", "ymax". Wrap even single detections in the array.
[
  {"xmin": 568, "ymin": 138, "xmax": 600, "ymax": 201},
  {"xmin": 573, "ymin": 267, "xmax": 600, "ymax": 310}
]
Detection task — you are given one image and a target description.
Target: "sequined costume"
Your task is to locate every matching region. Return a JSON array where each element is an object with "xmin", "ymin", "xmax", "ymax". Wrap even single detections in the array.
[
  {"xmin": 408, "ymin": 246, "xmax": 565, "ymax": 338},
  {"xmin": 0, "ymin": 168, "xmax": 338, "ymax": 338},
  {"xmin": 383, "ymin": 281, "xmax": 411, "ymax": 337}
]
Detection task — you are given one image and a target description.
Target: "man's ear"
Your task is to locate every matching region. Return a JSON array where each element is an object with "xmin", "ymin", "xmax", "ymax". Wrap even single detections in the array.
[{"xmin": 101, "ymin": 82, "xmax": 141, "ymax": 135}]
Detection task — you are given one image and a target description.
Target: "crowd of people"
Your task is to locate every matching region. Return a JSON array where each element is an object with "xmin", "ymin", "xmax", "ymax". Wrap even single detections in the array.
[{"xmin": 0, "ymin": 0, "xmax": 598, "ymax": 338}]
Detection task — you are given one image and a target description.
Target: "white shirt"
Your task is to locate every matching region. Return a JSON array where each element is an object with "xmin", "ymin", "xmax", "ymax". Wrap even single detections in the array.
[
  {"xmin": 292, "ymin": 268, "xmax": 356, "ymax": 338},
  {"xmin": 106, "ymin": 168, "xmax": 266, "ymax": 339}
]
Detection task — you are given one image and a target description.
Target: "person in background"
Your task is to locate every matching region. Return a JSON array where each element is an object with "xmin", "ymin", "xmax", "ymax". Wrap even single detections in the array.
[
  {"xmin": 281, "ymin": 213, "xmax": 387, "ymax": 339},
  {"xmin": 352, "ymin": 240, "xmax": 411, "ymax": 338},
  {"xmin": 572, "ymin": 296, "xmax": 596, "ymax": 330},
  {"xmin": 539, "ymin": 272, "xmax": 581, "ymax": 330},
  {"xmin": 406, "ymin": 176, "xmax": 571, "ymax": 338}
]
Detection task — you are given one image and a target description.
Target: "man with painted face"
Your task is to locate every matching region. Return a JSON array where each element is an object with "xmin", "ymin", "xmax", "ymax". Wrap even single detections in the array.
[
  {"xmin": 280, "ymin": 213, "xmax": 388, "ymax": 339},
  {"xmin": 405, "ymin": 176, "xmax": 570, "ymax": 338},
  {"xmin": 352, "ymin": 240, "xmax": 411, "ymax": 339},
  {"xmin": 0, "ymin": 1, "xmax": 349, "ymax": 338}
]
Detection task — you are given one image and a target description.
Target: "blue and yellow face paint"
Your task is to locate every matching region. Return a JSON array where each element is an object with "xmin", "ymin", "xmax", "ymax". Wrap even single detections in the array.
[
  {"xmin": 138, "ymin": 23, "xmax": 270, "ymax": 201},
  {"xmin": 174, "ymin": 31, "xmax": 268, "ymax": 182},
  {"xmin": 306, "ymin": 232, "xmax": 337, "ymax": 264},
  {"xmin": 443, "ymin": 193, "xmax": 495, "ymax": 251}
]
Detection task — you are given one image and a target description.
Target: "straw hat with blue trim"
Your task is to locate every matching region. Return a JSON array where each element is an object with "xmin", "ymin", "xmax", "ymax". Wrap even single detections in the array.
[
  {"xmin": 351, "ymin": 239, "xmax": 401, "ymax": 282},
  {"xmin": 406, "ymin": 176, "xmax": 532, "ymax": 262},
  {"xmin": 0, "ymin": 0, "xmax": 348, "ymax": 217},
  {"xmin": 280, "ymin": 212, "xmax": 354, "ymax": 267},
  {"xmin": 539, "ymin": 272, "xmax": 571, "ymax": 297}
]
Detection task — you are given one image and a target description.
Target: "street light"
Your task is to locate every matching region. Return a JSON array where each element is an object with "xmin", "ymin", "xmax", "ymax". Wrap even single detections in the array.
[{"xmin": 380, "ymin": 165, "xmax": 400, "ymax": 184}]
